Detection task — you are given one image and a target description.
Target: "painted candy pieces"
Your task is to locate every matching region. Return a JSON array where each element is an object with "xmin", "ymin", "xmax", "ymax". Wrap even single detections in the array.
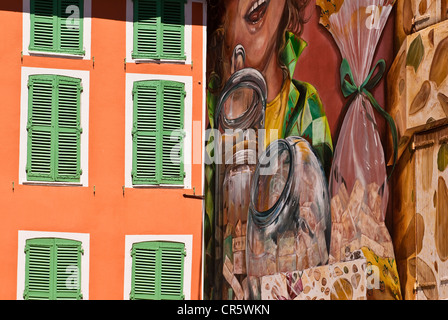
[{"xmin": 330, "ymin": 180, "xmax": 395, "ymax": 263}]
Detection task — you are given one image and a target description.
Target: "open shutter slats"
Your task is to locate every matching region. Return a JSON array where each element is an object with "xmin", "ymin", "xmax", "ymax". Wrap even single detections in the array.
[
  {"xmin": 58, "ymin": 83, "xmax": 79, "ymax": 128},
  {"xmin": 136, "ymin": 86, "xmax": 158, "ymax": 132},
  {"xmin": 57, "ymin": 132, "xmax": 79, "ymax": 177},
  {"xmin": 162, "ymin": 135, "xmax": 183, "ymax": 182},
  {"xmin": 162, "ymin": 86, "xmax": 183, "ymax": 131},
  {"xmin": 30, "ymin": 131, "xmax": 52, "ymax": 177},
  {"xmin": 135, "ymin": 135, "xmax": 157, "ymax": 182}
]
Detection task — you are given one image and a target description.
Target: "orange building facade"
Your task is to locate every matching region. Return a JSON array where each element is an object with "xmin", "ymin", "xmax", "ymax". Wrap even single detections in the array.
[{"xmin": 0, "ymin": 0, "xmax": 206, "ymax": 300}]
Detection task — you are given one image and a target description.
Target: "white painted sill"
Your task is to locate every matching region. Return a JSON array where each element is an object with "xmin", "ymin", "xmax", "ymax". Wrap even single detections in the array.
[{"xmin": 28, "ymin": 50, "xmax": 86, "ymax": 60}]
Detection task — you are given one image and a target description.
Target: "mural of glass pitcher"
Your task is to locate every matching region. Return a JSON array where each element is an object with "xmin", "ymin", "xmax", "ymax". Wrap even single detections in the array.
[{"xmin": 214, "ymin": 45, "xmax": 268, "ymax": 300}]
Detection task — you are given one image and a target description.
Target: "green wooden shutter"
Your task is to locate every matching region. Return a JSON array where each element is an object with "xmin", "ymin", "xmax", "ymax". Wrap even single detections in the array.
[
  {"xmin": 159, "ymin": 242, "xmax": 186, "ymax": 299},
  {"xmin": 54, "ymin": 239, "xmax": 83, "ymax": 300},
  {"xmin": 133, "ymin": 0, "xmax": 159, "ymax": 59},
  {"xmin": 132, "ymin": 80, "xmax": 185, "ymax": 186},
  {"xmin": 24, "ymin": 239, "xmax": 53, "ymax": 300},
  {"xmin": 161, "ymin": 82, "xmax": 185, "ymax": 184},
  {"xmin": 161, "ymin": 0, "xmax": 185, "ymax": 60},
  {"xmin": 56, "ymin": 76, "xmax": 82, "ymax": 182},
  {"xmin": 27, "ymin": 75, "xmax": 82, "ymax": 183},
  {"xmin": 59, "ymin": 0, "xmax": 85, "ymax": 55},
  {"xmin": 30, "ymin": 0, "xmax": 84, "ymax": 55},
  {"xmin": 133, "ymin": 0, "xmax": 185, "ymax": 60},
  {"xmin": 24, "ymin": 238, "xmax": 83, "ymax": 300},
  {"xmin": 130, "ymin": 242, "xmax": 158, "ymax": 300},
  {"xmin": 27, "ymin": 75, "xmax": 56, "ymax": 181},
  {"xmin": 132, "ymin": 81, "xmax": 159, "ymax": 184},
  {"xmin": 130, "ymin": 241, "xmax": 185, "ymax": 300},
  {"xmin": 30, "ymin": 0, "xmax": 57, "ymax": 52}
]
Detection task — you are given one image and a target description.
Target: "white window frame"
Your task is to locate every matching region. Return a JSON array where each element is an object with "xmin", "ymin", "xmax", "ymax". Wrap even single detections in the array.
[
  {"xmin": 19, "ymin": 67, "xmax": 90, "ymax": 187},
  {"xmin": 125, "ymin": 73, "xmax": 192, "ymax": 189},
  {"xmin": 123, "ymin": 234, "xmax": 193, "ymax": 300},
  {"xmin": 17, "ymin": 230, "xmax": 90, "ymax": 300},
  {"xmin": 22, "ymin": 0, "xmax": 92, "ymax": 60},
  {"xmin": 125, "ymin": 0, "xmax": 195, "ymax": 65}
]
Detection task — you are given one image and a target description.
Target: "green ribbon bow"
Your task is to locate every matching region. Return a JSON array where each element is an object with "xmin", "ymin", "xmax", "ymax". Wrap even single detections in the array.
[{"xmin": 340, "ymin": 58, "xmax": 398, "ymax": 181}]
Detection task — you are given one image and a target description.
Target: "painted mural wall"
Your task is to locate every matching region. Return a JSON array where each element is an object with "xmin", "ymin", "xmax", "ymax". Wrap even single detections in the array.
[{"xmin": 204, "ymin": 0, "xmax": 448, "ymax": 300}]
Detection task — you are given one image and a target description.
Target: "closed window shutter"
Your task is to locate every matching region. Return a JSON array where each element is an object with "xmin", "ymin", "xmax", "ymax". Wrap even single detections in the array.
[
  {"xmin": 132, "ymin": 80, "xmax": 185, "ymax": 186},
  {"xmin": 27, "ymin": 75, "xmax": 82, "ymax": 183},
  {"xmin": 56, "ymin": 77, "xmax": 82, "ymax": 182},
  {"xmin": 161, "ymin": 0, "xmax": 185, "ymax": 59},
  {"xmin": 30, "ymin": 0, "xmax": 84, "ymax": 55},
  {"xmin": 159, "ymin": 243, "xmax": 185, "ymax": 300},
  {"xmin": 161, "ymin": 82, "xmax": 185, "ymax": 184},
  {"xmin": 130, "ymin": 242, "xmax": 158, "ymax": 300},
  {"xmin": 133, "ymin": 0, "xmax": 185, "ymax": 60},
  {"xmin": 24, "ymin": 239, "xmax": 53, "ymax": 300},
  {"xmin": 30, "ymin": 0, "xmax": 57, "ymax": 52},
  {"xmin": 27, "ymin": 76, "xmax": 55, "ymax": 181},
  {"xmin": 132, "ymin": 81, "xmax": 159, "ymax": 184},
  {"xmin": 59, "ymin": 0, "xmax": 85, "ymax": 54},
  {"xmin": 130, "ymin": 241, "xmax": 185, "ymax": 300},
  {"xmin": 133, "ymin": 0, "xmax": 159, "ymax": 59},
  {"xmin": 24, "ymin": 238, "xmax": 83, "ymax": 300},
  {"xmin": 55, "ymin": 239, "xmax": 83, "ymax": 300}
]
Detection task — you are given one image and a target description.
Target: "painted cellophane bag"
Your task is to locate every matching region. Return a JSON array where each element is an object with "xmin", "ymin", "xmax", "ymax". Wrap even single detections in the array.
[{"xmin": 317, "ymin": 0, "xmax": 402, "ymax": 299}]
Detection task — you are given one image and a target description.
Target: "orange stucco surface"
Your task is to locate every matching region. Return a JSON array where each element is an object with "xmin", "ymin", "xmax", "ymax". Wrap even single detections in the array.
[{"xmin": 0, "ymin": 0, "xmax": 205, "ymax": 300}]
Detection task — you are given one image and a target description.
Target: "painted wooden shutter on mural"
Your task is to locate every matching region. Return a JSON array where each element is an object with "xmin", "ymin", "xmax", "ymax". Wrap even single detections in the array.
[
  {"xmin": 27, "ymin": 75, "xmax": 82, "ymax": 183},
  {"xmin": 130, "ymin": 241, "xmax": 185, "ymax": 300},
  {"xmin": 30, "ymin": 0, "xmax": 84, "ymax": 55},
  {"xmin": 24, "ymin": 238, "xmax": 83, "ymax": 300},
  {"xmin": 132, "ymin": 80, "xmax": 185, "ymax": 186},
  {"xmin": 133, "ymin": 0, "xmax": 185, "ymax": 60}
]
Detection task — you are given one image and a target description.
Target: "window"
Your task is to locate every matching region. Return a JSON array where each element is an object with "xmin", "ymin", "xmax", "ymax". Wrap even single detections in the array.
[
  {"xmin": 130, "ymin": 241, "xmax": 186, "ymax": 300},
  {"xmin": 30, "ymin": 0, "xmax": 84, "ymax": 55},
  {"xmin": 133, "ymin": 0, "xmax": 186, "ymax": 60},
  {"xmin": 24, "ymin": 238, "xmax": 84, "ymax": 300},
  {"xmin": 26, "ymin": 74, "xmax": 83, "ymax": 183},
  {"xmin": 132, "ymin": 80, "xmax": 186, "ymax": 185}
]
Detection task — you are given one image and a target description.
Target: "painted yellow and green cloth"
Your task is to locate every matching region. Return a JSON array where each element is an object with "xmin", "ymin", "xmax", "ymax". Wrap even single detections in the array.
[{"xmin": 362, "ymin": 247, "xmax": 402, "ymax": 300}]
